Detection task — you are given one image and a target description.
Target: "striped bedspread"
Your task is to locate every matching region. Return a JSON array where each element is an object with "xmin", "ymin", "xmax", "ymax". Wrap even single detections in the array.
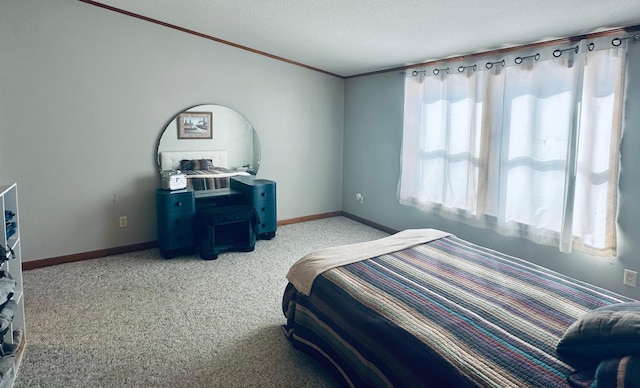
[
  {"xmin": 282, "ymin": 235, "xmax": 632, "ymax": 387},
  {"xmin": 184, "ymin": 169, "xmax": 239, "ymax": 190}
]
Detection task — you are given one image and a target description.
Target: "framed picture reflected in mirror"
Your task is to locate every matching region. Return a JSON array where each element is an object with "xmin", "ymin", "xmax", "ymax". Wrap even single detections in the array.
[{"xmin": 177, "ymin": 112, "xmax": 213, "ymax": 139}]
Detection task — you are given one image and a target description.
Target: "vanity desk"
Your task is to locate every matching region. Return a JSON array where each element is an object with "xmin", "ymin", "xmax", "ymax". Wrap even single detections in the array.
[
  {"xmin": 155, "ymin": 103, "xmax": 273, "ymax": 259},
  {"xmin": 156, "ymin": 177, "xmax": 276, "ymax": 259}
]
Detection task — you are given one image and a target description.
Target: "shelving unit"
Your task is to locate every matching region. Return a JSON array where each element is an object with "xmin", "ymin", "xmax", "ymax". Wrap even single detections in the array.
[{"xmin": 0, "ymin": 184, "xmax": 25, "ymax": 387}]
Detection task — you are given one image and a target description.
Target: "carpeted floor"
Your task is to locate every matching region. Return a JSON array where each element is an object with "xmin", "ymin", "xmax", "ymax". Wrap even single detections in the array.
[{"xmin": 14, "ymin": 216, "xmax": 388, "ymax": 387}]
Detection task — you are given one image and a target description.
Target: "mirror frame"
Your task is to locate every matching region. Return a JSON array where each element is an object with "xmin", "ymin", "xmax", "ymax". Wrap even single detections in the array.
[{"xmin": 155, "ymin": 103, "xmax": 261, "ymax": 175}]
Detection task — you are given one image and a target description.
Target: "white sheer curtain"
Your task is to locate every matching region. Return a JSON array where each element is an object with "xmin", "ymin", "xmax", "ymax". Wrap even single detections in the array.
[{"xmin": 399, "ymin": 37, "xmax": 627, "ymax": 256}]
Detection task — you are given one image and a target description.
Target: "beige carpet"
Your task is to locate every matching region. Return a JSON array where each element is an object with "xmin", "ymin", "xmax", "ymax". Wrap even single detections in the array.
[{"xmin": 15, "ymin": 216, "xmax": 388, "ymax": 387}]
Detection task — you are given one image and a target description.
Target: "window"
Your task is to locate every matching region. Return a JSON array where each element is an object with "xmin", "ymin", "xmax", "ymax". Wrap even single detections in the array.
[{"xmin": 399, "ymin": 38, "xmax": 628, "ymax": 256}]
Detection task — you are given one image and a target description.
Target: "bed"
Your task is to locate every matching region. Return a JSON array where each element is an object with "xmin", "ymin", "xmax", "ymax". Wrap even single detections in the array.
[
  {"xmin": 282, "ymin": 229, "xmax": 639, "ymax": 387},
  {"xmin": 159, "ymin": 151, "xmax": 250, "ymax": 190}
]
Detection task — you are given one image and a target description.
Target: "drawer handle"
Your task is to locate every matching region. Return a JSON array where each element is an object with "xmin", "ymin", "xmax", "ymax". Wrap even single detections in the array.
[
  {"xmin": 261, "ymin": 192, "xmax": 266, "ymax": 197},
  {"xmin": 261, "ymin": 207, "xmax": 266, "ymax": 212},
  {"xmin": 174, "ymin": 201, "xmax": 183, "ymax": 207}
]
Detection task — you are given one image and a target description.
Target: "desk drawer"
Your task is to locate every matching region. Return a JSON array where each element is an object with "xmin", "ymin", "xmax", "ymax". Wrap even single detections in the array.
[
  {"xmin": 158, "ymin": 212, "xmax": 194, "ymax": 230},
  {"xmin": 157, "ymin": 191, "xmax": 195, "ymax": 214},
  {"xmin": 251, "ymin": 184, "xmax": 275, "ymax": 203},
  {"xmin": 255, "ymin": 206, "xmax": 276, "ymax": 233},
  {"xmin": 255, "ymin": 203, "xmax": 274, "ymax": 219},
  {"xmin": 157, "ymin": 212, "xmax": 194, "ymax": 248},
  {"xmin": 158, "ymin": 229, "xmax": 194, "ymax": 251}
]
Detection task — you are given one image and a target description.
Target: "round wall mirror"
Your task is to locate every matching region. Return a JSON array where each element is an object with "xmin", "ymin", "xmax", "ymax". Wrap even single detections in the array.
[{"xmin": 156, "ymin": 104, "xmax": 260, "ymax": 175}]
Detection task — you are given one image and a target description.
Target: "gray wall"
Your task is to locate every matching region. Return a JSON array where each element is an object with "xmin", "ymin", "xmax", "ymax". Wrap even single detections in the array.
[
  {"xmin": 343, "ymin": 43, "xmax": 640, "ymax": 299},
  {"xmin": 0, "ymin": 0, "xmax": 345, "ymax": 261}
]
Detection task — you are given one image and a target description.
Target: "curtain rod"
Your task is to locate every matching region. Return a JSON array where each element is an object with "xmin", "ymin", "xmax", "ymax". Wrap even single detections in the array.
[
  {"xmin": 411, "ymin": 35, "xmax": 638, "ymax": 76},
  {"xmin": 346, "ymin": 25, "xmax": 640, "ymax": 79}
]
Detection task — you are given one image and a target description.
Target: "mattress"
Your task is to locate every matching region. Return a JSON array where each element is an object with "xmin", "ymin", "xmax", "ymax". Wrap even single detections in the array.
[{"xmin": 282, "ymin": 233, "xmax": 632, "ymax": 387}]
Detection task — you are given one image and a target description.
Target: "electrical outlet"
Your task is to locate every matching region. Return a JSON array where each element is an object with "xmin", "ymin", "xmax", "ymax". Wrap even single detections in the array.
[
  {"xmin": 355, "ymin": 192, "xmax": 364, "ymax": 204},
  {"xmin": 624, "ymin": 269, "xmax": 637, "ymax": 288},
  {"xmin": 119, "ymin": 216, "xmax": 128, "ymax": 228}
]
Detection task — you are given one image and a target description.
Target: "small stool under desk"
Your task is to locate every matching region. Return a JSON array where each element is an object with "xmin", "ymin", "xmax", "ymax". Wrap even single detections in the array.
[{"xmin": 195, "ymin": 204, "xmax": 257, "ymax": 260}]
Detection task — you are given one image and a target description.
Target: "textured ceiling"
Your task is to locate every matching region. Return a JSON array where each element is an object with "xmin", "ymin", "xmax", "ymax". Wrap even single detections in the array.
[{"xmin": 89, "ymin": 0, "xmax": 640, "ymax": 77}]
